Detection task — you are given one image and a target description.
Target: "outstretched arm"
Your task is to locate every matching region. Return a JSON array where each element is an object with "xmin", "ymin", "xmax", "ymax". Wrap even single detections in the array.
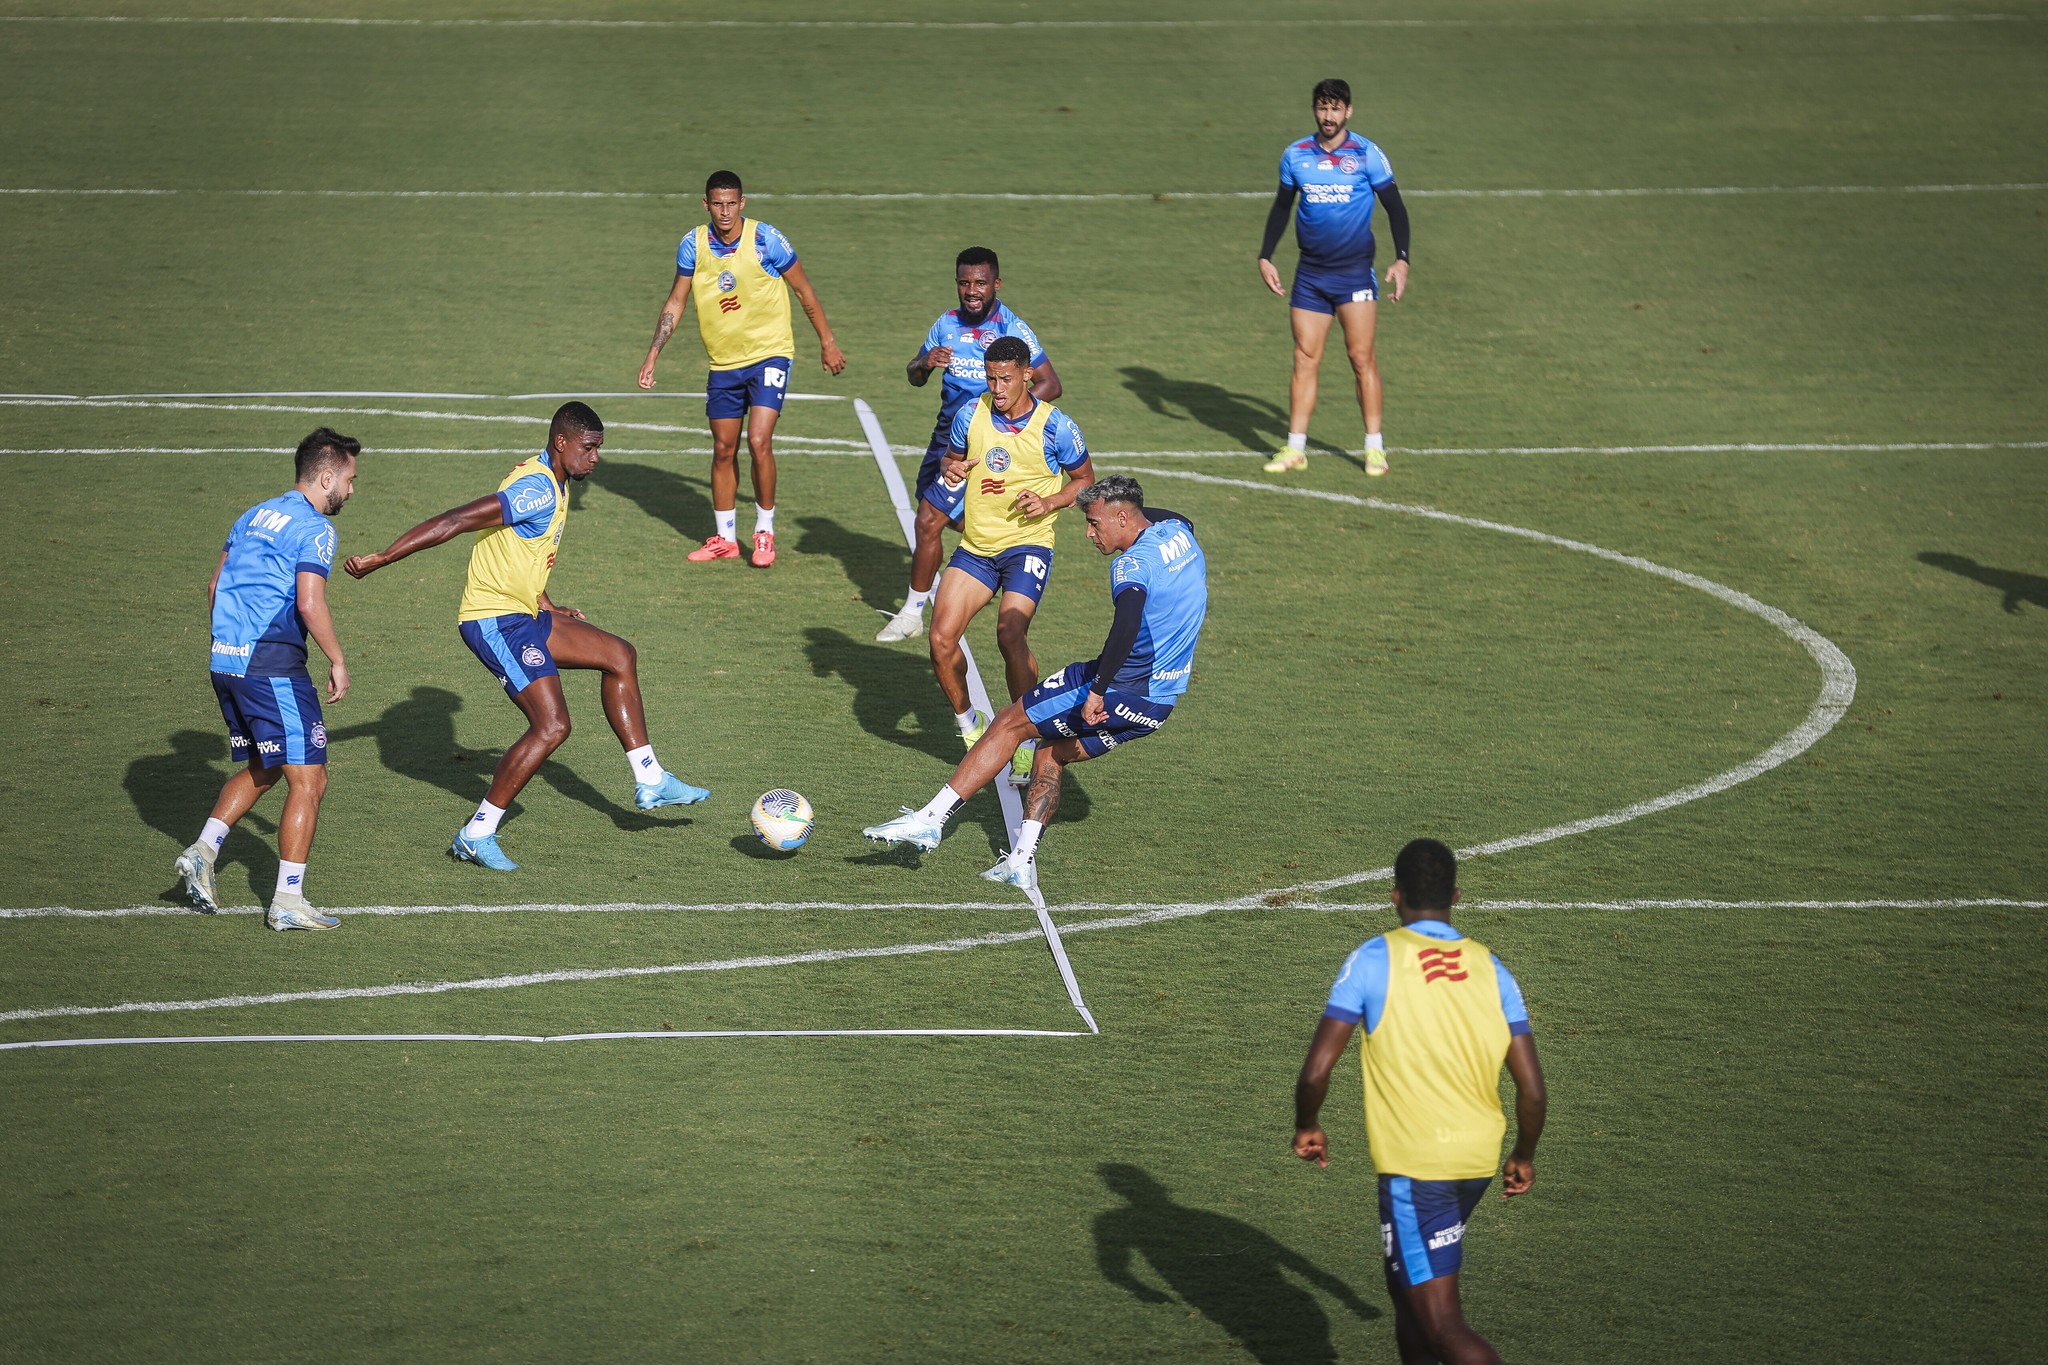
[
  {"xmin": 1501, "ymin": 1033, "xmax": 1546, "ymax": 1197},
  {"xmin": 1292, "ymin": 1014, "xmax": 1358, "ymax": 1167},
  {"xmin": 296, "ymin": 570, "xmax": 350, "ymax": 703},
  {"xmin": 782, "ymin": 260, "xmax": 846, "ymax": 374},
  {"xmin": 638, "ymin": 273, "xmax": 695, "ymax": 389},
  {"xmin": 342, "ymin": 494, "xmax": 504, "ymax": 579}
]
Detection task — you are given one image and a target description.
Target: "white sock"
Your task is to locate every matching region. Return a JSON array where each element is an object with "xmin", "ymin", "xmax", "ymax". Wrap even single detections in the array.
[
  {"xmin": 916, "ymin": 786, "xmax": 964, "ymax": 825},
  {"xmin": 1365, "ymin": 432, "xmax": 1384, "ymax": 451},
  {"xmin": 467, "ymin": 800, "xmax": 507, "ymax": 838},
  {"xmin": 1012, "ymin": 819, "xmax": 1045, "ymax": 863},
  {"xmin": 198, "ymin": 818, "xmax": 230, "ymax": 855},
  {"xmin": 1287, "ymin": 432, "xmax": 1308, "ymax": 451},
  {"xmin": 754, "ymin": 505, "xmax": 776, "ymax": 535},
  {"xmin": 276, "ymin": 860, "xmax": 308, "ymax": 900},
  {"xmin": 956, "ymin": 708, "xmax": 982, "ymax": 734},
  {"xmin": 715, "ymin": 508, "xmax": 737, "ymax": 542},
  {"xmin": 903, "ymin": 586, "xmax": 931, "ymax": 611},
  {"xmin": 627, "ymin": 744, "xmax": 662, "ymax": 785}
]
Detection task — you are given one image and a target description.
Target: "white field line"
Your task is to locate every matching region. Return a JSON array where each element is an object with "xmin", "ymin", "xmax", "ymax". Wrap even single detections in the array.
[
  {"xmin": 0, "ymin": 14, "xmax": 2033, "ymax": 29},
  {"xmin": 0, "ymin": 1029, "xmax": 1093, "ymax": 1051},
  {"xmin": 3, "ymin": 183, "xmax": 2043, "ymax": 203}
]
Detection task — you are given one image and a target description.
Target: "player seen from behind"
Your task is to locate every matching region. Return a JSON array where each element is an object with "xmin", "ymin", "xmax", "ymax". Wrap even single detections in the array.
[
  {"xmin": 176, "ymin": 428, "xmax": 358, "ymax": 930},
  {"xmin": 864, "ymin": 474, "xmax": 1206, "ymax": 893},
  {"xmin": 1293, "ymin": 839, "xmax": 1547, "ymax": 1365},
  {"xmin": 637, "ymin": 169, "xmax": 847, "ymax": 566},
  {"xmin": 343, "ymin": 402, "xmax": 709, "ymax": 872},
  {"xmin": 1257, "ymin": 77, "xmax": 1411, "ymax": 477},
  {"xmin": 875, "ymin": 245, "xmax": 1061, "ymax": 644}
]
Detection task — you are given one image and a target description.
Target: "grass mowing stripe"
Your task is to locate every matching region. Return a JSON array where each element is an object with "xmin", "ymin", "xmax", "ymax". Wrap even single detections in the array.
[
  {"xmin": 5, "ymin": 183, "xmax": 2044, "ymax": 200},
  {"xmin": 0, "ymin": 13, "xmax": 2035, "ymax": 28}
]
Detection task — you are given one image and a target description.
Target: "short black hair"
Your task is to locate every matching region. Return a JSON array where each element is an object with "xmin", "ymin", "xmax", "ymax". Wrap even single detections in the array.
[
  {"xmin": 1393, "ymin": 838, "xmax": 1458, "ymax": 911},
  {"xmin": 1312, "ymin": 78, "xmax": 1352, "ymax": 107},
  {"xmin": 1075, "ymin": 474, "xmax": 1144, "ymax": 510},
  {"xmin": 294, "ymin": 427, "xmax": 360, "ymax": 482},
  {"xmin": 550, "ymin": 401, "xmax": 604, "ymax": 443},
  {"xmin": 705, "ymin": 169, "xmax": 743, "ymax": 197},
  {"xmin": 956, "ymin": 245, "xmax": 1000, "ymax": 276},
  {"xmin": 984, "ymin": 335, "xmax": 1033, "ymax": 369}
]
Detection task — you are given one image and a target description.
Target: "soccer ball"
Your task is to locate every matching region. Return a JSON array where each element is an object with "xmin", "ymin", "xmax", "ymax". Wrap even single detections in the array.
[{"xmin": 749, "ymin": 788, "xmax": 814, "ymax": 851}]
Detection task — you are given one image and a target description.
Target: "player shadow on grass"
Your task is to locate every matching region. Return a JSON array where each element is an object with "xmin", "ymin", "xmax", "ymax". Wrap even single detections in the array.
[
  {"xmin": 1094, "ymin": 1164, "xmax": 1377, "ymax": 1364},
  {"xmin": 1119, "ymin": 366, "xmax": 1354, "ymax": 464},
  {"xmin": 591, "ymin": 460, "xmax": 716, "ymax": 540},
  {"xmin": 326, "ymin": 686, "xmax": 678, "ymax": 834},
  {"xmin": 1917, "ymin": 552, "xmax": 2048, "ymax": 615},
  {"xmin": 125, "ymin": 730, "xmax": 278, "ymax": 906},
  {"xmin": 795, "ymin": 515, "xmax": 908, "ymax": 613}
]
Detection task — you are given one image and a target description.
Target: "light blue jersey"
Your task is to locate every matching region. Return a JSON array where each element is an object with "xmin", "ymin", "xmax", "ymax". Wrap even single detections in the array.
[
  {"xmin": 1324, "ymin": 920, "xmax": 1531, "ymax": 1036},
  {"xmin": 675, "ymin": 220, "xmax": 797, "ymax": 277},
  {"xmin": 946, "ymin": 397, "xmax": 1088, "ymax": 473},
  {"xmin": 210, "ymin": 489, "xmax": 336, "ymax": 677},
  {"xmin": 920, "ymin": 302, "xmax": 1047, "ymax": 433},
  {"xmin": 1108, "ymin": 514, "xmax": 1208, "ymax": 701},
  {"xmin": 1279, "ymin": 132, "xmax": 1396, "ymax": 270}
]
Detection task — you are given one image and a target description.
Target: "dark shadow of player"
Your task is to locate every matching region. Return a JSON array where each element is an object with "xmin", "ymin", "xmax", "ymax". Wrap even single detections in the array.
[
  {"xmin": 592, "ymin": 459, "xmax": 716, "ymax": 540},
  {"xmin": 795, "ymin": 514, "xmax": 913, "ymax": 614},
  {"xmin": 1119, "ymin": 365, "xmax": 1354, "ymax": 465},
  {"xmin": 125, "ymin": 729, "xmax": 278, "ymax": 906},
  {"xmin": 1094, "ymin": 1164, "xmax": 1377, "ymax": 1364},
  {"xmin": 1917, "ymin": 552, "xmax": 2048, "ymax": 615}
]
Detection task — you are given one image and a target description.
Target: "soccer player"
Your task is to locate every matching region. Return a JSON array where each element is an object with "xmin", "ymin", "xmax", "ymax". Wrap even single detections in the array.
[
  {"xmin": 863, "ymin": 474, "xmax": 1205, "ymax": 893},
  {"xmin": 637, "ymin": 169, "xmax": 847, "ymax": 567},
  {"xmin": 1292, "ymin": 839, "xmax": 1548, "ymax": 1365},
  {"xmin": 1257, "ymin": 77, "xmax": 1411, "ymax": 477},
  {"xmin": 175, "ymin": 428, "xmax": 358, "ymax": 930},
  {"xmin": 342, "ymin": 402, "xmax": 709, "ymax": 871},
  {"xmin": 925, "ymin": 335, "xmax": 1092, "ymax": 786},
  {"xmin": 875, "ymin": 246, "xmax": 1061, "ymax": 643}
]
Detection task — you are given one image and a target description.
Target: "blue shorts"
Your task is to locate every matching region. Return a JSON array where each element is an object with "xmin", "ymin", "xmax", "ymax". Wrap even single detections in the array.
[
  {"xmin": 705, "ymin": 356, "xmax": 792, "ymax": 420},
  {"xmin": 916, "ymin": 427, "xmax": 966, "ymax": 523},
  {"xmin": 1379, "ymin": 1175, "xmax": 1491, "ymax": 1288},
  {"xmin": 948, "ymin": 543, "xmax": 1053, "ymax": 604},
  {"xmin": 1291, "ymin": 265, "xmax": 1379, "ymax": 315},
  {"xmin": 212, "ymin": 671, "xmax": 327, "ymax": 768},
  {"xmin": 459, "ymin": 611, "xmax": 558, "ymax": 698},
  {"xmin": 1021, "ymin": 659, "xmax": 1174, "ymax": 758}
]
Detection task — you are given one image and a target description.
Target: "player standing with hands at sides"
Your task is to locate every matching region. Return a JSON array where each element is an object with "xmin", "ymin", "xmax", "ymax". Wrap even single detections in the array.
[
  {"xmin": 925, "ymin": 335, "xmax": 1091, "ymax": 787},
  {"xmin": 1293, "ymin": 839, "xmax": 1547, "ymax": 1365},
  {"xmin": 875, "ymin": 246, "xmax": 1061, "ymax": 644},
  {"xmin": 637, "ymin": 169, "xmax": 846, "ymax": 567},
  {"xmin": 175, "ymin": 429, "xmax": 358, "ymax": 930},
  {"xmin": 1258, "ymin": 78, "xmax": 1411, "ymax": 478},
  {"xmin": 865, "ymin": 475, "xmax": 1205, "ymax": 893},
  {"xmin": 344, "ymin": 403, "xmax": 709, "ymax": 873}
]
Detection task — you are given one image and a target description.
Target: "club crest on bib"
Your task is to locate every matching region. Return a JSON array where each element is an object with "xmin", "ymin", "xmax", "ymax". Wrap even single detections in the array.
[
  {"xmin": 717, "ymin": 271, "xmax": 738, "ymax": 293},
  {"xmin": 985, "ymin": 446, "xmax": 1012, "ymax": 474},
  {"xmin": 521, "ymin": 645, "xmax": 547, "ymax": 668}
]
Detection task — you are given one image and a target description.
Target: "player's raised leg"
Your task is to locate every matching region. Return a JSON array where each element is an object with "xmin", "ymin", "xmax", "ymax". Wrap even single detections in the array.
[
  {"xmin": 545, "ymin": 612, "xmax": 710, "ymax": 811},
  {"xmin": 928, "ymin": 566, "xmax": 997, "ymax": 747},
  {"xmin": 1337, "ymin": 296, "xmax": 1389, "ymax": 476},
  {"xmin": 861, "ymin": 703, "xmax": 1051, "ymax": 852}
]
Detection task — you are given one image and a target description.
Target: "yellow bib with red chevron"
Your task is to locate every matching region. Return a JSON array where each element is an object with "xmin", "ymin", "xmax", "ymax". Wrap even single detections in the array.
[
  {"xmin": 459, "ymin": 455, "xmax": 567, "ymax": 622},
  {"xmin": 1358, "ymin": 926, "xmax": 1513, "ymax": 1179},
  {"xmin": 691, "ymin": 220, "xmax": 795, "ymax": 371},
  {"xmin": 960, "ymin": 395, "xmax": 1065, "ymax": 556}
]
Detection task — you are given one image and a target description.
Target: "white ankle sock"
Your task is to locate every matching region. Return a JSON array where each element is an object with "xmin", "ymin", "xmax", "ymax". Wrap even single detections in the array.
[
  {"xmin": 715, "ymin": 508, "xmax": 737, "ymax": 542},
  {"xmin": 956, "ymin": 709, "xmax": 982, "ymax": 734},
  {"xmin": 199, "ymin": 818, "xmax": 230, "ymax": 855},
  {"xmin": 467, "ymin": 800, "xmax": 506, "ymax": 838},
  {"xmin": 276, "ymin": 860, "xmax": 308, "ymax": 900},
  {"xmin": 1287, "ymin": 432, "xmax": 1308, "ymax": 451},
  {"xmin": 755, "ymin": 505, "xmax": 776, "ymax": 535},
  {"xmin": 1013, "ymin": 819, "xmax": 1045, "ymax": 862},
  {"xmin": 627, "ymin": 744, "xmax": 662, "ymax": 785},
  {"xmin": 1365, "ymin": 432, "xmax": 1384, "ymax": 451},
  {"xmin": 904, "ymin": 587, "xmax": 931, "ymax": 610},
  {"xmin": 916, "ymin": 787, "xmax": 964, "ymax": 824}
]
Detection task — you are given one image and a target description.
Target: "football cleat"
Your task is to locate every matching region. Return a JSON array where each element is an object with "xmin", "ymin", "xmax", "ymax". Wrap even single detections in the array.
[
  {"xmin": 959, "ymin": 709, "xmax": 990, "ymax": 750},
  {"xmin": 1262, "ymin": 449, "xmax": 1308, "ymax": 473},
  {"xmin": 751, "ymin": 530, "xmax": 777, "ymax": 567},
  {"xmin": 1007, "ymin": 739, "xmax": 1037, "ymax": 786},
  {"xmin": 875, "ymin": 600, "xmax": 927, "ymax": 643},
  {"xmin": 174, "ymin": 844, "xmax": 220, "ymax": 913},
  {"xmin": 687, "ymin": 535, "xmax": 742, "ymax": 562},
  {"xmin": 636, "ymin": 771, "xmax": 711, "ymax": 810},
  {"xmin": 1364, "ymin": 447, "xmax": 1390, "ymax": 477},
  {"xmin": 980, "ymin": 854, "xmax": 1039, "ymax": 895},
  {"xmin": 266, "ymin": 893, "xmax": 339, "ymax": 931},
  {"xmin": 861, "ymin": 808, "xmax": 947, "ymax": 852},
  {"xmin": 450, "ymin": 830, "xmax": 519, "ymax": 871}
]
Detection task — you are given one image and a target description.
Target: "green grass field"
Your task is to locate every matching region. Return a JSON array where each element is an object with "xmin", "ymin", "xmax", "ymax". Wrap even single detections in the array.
[{"xmin": 3, "ymin": 2, "xmax": 2045, "ymax": 1360}]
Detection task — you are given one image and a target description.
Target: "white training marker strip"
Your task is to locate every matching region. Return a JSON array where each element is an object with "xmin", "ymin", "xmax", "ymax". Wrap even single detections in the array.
[{"xmin": 0, "ymin": 14, "xmax": 2034, "ymax": 29}]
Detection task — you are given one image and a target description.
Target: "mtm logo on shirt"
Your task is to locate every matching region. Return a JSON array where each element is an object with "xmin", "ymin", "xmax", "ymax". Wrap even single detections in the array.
[{"xmin": 1418, "ymin": 946, "xmax": 1470, "ymax": 984}]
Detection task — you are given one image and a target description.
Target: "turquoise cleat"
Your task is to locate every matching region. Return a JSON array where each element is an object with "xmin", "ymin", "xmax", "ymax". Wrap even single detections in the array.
[
  {"xmin": 174, "ymin": 844, "xmax": 219, "ymax": 913},
  {"xmin": 980, "ymin": 854, "xmax": 1039, "ymax": 895},
  {"xmin": 635, "ymin": 771, "xmax": 711, "ymax": 811},
  {"xmin": 861, "ymin": 808, "xmax": 946, "ymax": 852},
  {"xmin": 450, "ymin": 830, "xmax": 519, "ymax": 871}
]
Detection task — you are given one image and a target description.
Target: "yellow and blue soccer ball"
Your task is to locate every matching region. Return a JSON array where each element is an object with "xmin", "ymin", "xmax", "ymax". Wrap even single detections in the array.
[{"xmin": 749, "ymin": 789, "xmax": 814, "ymax": 851}]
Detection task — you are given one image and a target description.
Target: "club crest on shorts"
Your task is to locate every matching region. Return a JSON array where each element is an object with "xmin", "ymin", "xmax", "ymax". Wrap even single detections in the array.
[
  {"xmin": 717, "ymin": 271, "xmax": 737, "ymax": 293},
  {"xmin": 521, "ymin": 645, "xmax": 546, "ymax": 668},
  {"xmin": 311, "ymin": 723, "xmax": 327, "ymax": 749},
  {"xmin": 985, "ymin": 446, "xmax": 1012, "ymax": 473}
]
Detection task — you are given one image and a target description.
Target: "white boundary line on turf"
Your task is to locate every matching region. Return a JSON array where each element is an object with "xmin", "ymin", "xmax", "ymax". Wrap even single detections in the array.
[
  {"xmin": 3, "ymin": 183, "xmax": 2043, "ymax": 202},
  {"xmin": 0, "ymin": 14, "xmax": 2032, "ymax": 29},
  {"xmin": 0, "ymin": 1029, "xmax": 1092, "ymax": 1051}
]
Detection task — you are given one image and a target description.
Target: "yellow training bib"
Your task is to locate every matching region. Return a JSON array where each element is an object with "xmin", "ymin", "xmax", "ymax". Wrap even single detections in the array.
[
  {"xmin": 690, "ymin": 219, "xmax": 795, "ymax": 371},
  {"xmin": 960, "ymin": 395, "xmax": 1067, "ymax": 557},
  {"xmin": 458, "ymin": 455, "xmax": 567, "ymax": 622}
]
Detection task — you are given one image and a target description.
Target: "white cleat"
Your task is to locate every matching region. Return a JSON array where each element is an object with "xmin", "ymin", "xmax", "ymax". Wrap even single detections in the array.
[
  {"xmin": 876, "ymin": 600, "xmax": 927, "ymax": 643},
  {"xmin": 980, "ymin": 854, "xmax": 1039, "ymax": 895},
  {"xmin": 266, "ymin": 892, "xmax": 339, "ymax": 931},
  {"xmin": 861, "ymin": 808, "xmax": 947, "ymax": 852},
  {"xmin": 174, "ymin": 844, "xmax": 219, "ymax": 913}
]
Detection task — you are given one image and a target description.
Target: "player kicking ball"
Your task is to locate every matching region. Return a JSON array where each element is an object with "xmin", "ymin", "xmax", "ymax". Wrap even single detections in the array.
[
  {"xmin": 343, "ymin": 402, "xmax": 709, "ymax": 871},
  {"xmin": 863, "ymin": 475, "xmax": 1207, "ymax": 893}
]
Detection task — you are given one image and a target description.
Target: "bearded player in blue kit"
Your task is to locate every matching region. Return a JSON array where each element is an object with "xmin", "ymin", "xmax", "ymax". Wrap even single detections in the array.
[
  {"xmin": 863, "ymin": 475, "xmax": 1207, "ymax": 894},
  {"xmin": 874, "ymin": 246, "xmax": 1062, "ymax": 644},
  {"xmin": 1258, "ymin": 77, "xmax": 1412, "ymax": 478}
]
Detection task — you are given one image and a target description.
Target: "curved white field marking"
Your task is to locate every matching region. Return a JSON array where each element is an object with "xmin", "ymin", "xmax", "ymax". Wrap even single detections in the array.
[
  {"xmin": 1116, "ymin": 464, "xmax": 1858, "ymax": 896},
  {"xmin": 0, "ymin": 1029, "xmax": 1093, "ymax": 1052},
  {"xmin": 0, "ymin": 13, "xmax": 2033, "ymax": 29}
]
